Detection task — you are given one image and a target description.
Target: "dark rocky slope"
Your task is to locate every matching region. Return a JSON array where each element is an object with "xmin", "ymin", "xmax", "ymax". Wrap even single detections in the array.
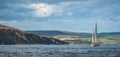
[{"xmin": 0, "ymin": 24, "xmax": 67, "ymax": 45}]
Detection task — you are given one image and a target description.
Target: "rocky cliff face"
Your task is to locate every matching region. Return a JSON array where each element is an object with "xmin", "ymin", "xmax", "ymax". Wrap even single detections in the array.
[{"xmin": 0, "ymin": 24, "xmax": 67, "ymax": 45}]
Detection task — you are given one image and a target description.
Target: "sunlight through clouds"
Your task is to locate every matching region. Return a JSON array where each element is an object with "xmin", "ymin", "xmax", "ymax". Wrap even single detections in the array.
[{"xmin": 30, "ymin": 3, "xmax": 53, "ymax": 17}]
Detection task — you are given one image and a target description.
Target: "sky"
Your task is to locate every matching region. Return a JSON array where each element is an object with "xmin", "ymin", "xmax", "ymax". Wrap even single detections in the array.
[{"xmin": 0, "ymin": 0, "xmax": 120, "ymax": 33}]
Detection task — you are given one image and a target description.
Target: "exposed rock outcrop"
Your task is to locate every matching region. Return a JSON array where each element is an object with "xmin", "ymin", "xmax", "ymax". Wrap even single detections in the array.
[{"xmin": 0, "ymin": 24, "xmax": 67, "ymax": 45}]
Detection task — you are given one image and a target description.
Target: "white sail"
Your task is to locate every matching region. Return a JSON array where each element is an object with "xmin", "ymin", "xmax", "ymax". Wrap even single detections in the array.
[
  {"xmin": 92, "ymin": 23, "xmax": 97, "ymax": 44},
  {"xmin": 91, "ymin": 22, "xmax": 100, "ymax": 46},
  {"xmin": 94, "ymin": 23, "xmax": 97, "ymax": 43},
  {"xmin": 92, "ymin": 30, "xmax": 95, "ymax": 43}
]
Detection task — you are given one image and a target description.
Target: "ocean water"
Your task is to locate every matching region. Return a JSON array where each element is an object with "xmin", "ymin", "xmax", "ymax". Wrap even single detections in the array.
[{"xmin": 0, "ymin": 44, "xmax": 120, "ymax": 57}]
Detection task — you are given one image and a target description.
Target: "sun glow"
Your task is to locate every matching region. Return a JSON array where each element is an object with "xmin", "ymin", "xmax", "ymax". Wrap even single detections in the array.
[{"xmin": 30, "ymin": 3, "xmax": 53, "ymax": 17}]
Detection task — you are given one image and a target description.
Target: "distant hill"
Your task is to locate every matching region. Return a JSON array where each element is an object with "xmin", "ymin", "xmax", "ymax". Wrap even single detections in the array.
[
  {"xmin": 28, "ymin": 30, "xmax": 120, "ymax": 38},
  {"xmin": 28, "ymin": 30, "xmax": 120, "ymax": 44},
  {"xmin": 28, "ymin": 30, "xmax": 92, "ymax": 38},
  {"xmin": 0, "ymin": 25, "xmax": 67, "ymax": 45}
]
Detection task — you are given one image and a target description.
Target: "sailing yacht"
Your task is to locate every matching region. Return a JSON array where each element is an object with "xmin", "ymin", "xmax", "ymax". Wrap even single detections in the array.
[{"xmin": 91, "ymin": 23, "xmax": 100, "ymax": 46}]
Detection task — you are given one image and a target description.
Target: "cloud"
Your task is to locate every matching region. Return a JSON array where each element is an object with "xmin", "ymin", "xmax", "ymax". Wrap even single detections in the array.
[
  {"xmin": 67, "ymin": 12, "xmax": 73, "ymax": 16},
  {"xmin": 0, "ymin": 0, "xmax": 120, "ymax": 32},
  {"xmin": 1, "ymin": 0, "xmax": 119, "ymax": 20},
  {"xmin": 29, "ymin": 3, "xmax": 54, "ymax": 17},
  {"xmin": 28, "ymin": 1, "xmax": 96, "ymax": 17},
  {"xmin": 1, "ymin": 20, "xmax": 18, "ymax": 24},
  {"xmin": 1, "ymin": 17, "xmax": 120, "ymax": 32}
]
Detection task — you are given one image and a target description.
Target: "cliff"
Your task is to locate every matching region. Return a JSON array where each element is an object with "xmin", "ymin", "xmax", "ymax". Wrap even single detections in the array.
[{"xmin": 0, "ymin": 24, "xmax": 67, "ymax": 45}]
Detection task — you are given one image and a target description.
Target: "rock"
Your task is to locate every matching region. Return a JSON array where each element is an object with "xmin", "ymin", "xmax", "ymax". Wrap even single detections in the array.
[{"xmin": 0, "ymin": 24, "xmax": 68, "ymax": 45}]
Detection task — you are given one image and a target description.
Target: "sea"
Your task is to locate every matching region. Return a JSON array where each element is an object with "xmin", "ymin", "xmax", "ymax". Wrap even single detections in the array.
[{"xmin": 0, "ymin": 44, "xmax": 120, "ymax": 57}]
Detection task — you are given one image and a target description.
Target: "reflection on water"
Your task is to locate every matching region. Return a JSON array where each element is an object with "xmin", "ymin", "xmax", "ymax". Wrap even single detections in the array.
[{"xmin": 0, "ymin": 44, "xmax": 120, "ymax": 57}]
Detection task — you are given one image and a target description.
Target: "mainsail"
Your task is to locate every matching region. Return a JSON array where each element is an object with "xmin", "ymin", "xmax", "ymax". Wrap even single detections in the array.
[{"xmin": 91, "ymin": 23, "xmax": 100, "ymax": 46}]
